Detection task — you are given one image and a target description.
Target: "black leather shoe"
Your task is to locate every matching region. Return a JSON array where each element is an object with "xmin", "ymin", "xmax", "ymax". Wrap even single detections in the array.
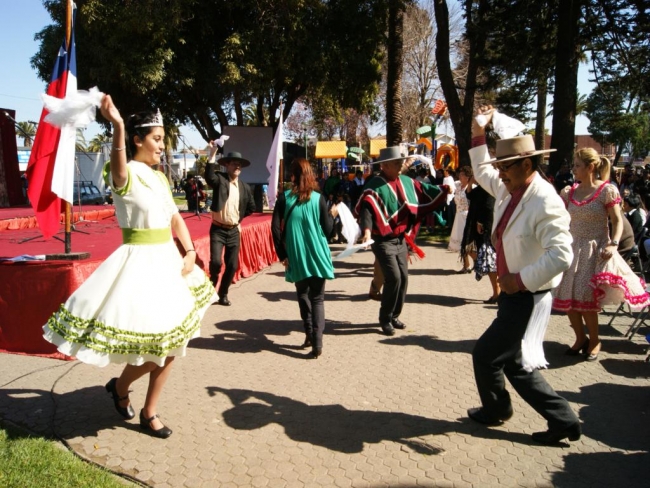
[
  {"xmin": 532, "ymin": 423, "xmax": 581, "ymax": 445},
  {"xmin": 140, "ymin": 410, "xmax": 173, "ymax": 439},
  {"xmin": 391, "ymin": 318, "xmax": 406, "ymax": 330},
  {"xmin": 381, "ymin": 323, "xmax": 396, "ymax": 336},
  {"xmin": 218, "ymin": 295, "xmax": 232, "ymax": 306},
  {"xmin": 565, "ymin": 339, "xmax": 589, "ymax": 356},
  {"xmin": 105, "ymin": 378, "xmax": 135, "ymax": 420},
  {"xmin": 467, "ymin": 406, "xmax": 513, "ymax": 426},
  {"xmin": 311, "ymin": 346, "xmax": 322, "ymax": 358},
  {"xmin": 301, "ymin": 335, "xmax": 312, "ymax": 348}
]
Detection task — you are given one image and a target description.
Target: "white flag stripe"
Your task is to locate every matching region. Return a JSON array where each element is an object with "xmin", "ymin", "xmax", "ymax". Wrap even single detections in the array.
[
  {"xmin": 265, "ymin": 110, "xmax": 283, "ymax": 209},
  {"xmin": 51, "ymin": 69, "xmax": 77, "ymax": 204}
]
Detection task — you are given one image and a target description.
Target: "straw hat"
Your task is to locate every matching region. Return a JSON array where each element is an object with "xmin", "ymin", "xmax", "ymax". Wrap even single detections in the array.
[{"xmin": 479, "ymin": 135, "xmax": 555, "ymax": 165}]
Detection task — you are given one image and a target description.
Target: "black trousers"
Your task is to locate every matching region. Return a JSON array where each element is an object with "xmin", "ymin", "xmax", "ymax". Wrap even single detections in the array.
[
  {"xmin": 295, "ymin": 277, "xmax": 326, "ymax": 348},
  {"xmin": 209, "ymin": 224, "xmax": 241, "ymax": 296},
  {"xmin": 472, "ymin": 292, "xmax": 579, "ymax": 430},
  {"xmin": 371, "ymin": 236, "xmax": 408, "ymax": 325}
]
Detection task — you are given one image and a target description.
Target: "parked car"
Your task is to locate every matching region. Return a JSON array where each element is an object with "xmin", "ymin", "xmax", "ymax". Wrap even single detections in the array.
[{"xmin": 73, "ymin": 181, "xmax": 105, "ymax": 205}]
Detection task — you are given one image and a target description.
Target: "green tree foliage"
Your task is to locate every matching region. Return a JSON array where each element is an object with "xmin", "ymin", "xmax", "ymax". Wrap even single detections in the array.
[
  {"xmin": 583, "ymin": 0, "xmax": 650, "ymax": 162},
  {"xmin": 32, "ymin": 0, "xmax": 386, "ymax": 144}
]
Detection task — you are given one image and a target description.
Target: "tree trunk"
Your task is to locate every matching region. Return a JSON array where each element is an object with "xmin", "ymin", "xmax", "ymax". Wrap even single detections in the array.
[
  {"xmin": 549, "ymin": 0, "xmax": 584, "ymax": 176},
  {"xmin": 433, "ymin": 0, "xmax": 488, "ymax": 168},
  {"xmin": 386, "ymin": 0, "xmax": 405, "ymax": 147},
  {"xmin": 535, "ymin": 76, "xmax": 548, "ymax": 168}
]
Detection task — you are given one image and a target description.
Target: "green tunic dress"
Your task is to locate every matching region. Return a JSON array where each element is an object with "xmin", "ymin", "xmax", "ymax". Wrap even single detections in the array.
[{"xmin": 283, "ymin": 190, "xmax": 334, "ymax": 283}]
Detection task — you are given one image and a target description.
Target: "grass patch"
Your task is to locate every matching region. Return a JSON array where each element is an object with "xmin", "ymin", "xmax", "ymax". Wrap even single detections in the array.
[
  {"xmin": 0, "ymin": 423, "xmax": 131, "ymax": 487},
  {"xmin": 417, "ymin": 226, "xmax": 451, "ymax": 244}
]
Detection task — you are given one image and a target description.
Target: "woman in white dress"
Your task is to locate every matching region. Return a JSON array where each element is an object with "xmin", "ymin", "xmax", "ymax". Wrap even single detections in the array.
[
  {"xmin": 43, "ymin": 95, "xmax": 215, "ymax": 438},
  {"xmin": 448, "ymin": 166, "xmax": 474, "ymax": 273}
]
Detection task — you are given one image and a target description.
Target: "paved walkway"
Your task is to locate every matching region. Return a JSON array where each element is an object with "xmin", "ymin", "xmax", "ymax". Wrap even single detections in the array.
[{"xmin": 1, "ymin": 240, "xmax": 649, "ymax": 487}]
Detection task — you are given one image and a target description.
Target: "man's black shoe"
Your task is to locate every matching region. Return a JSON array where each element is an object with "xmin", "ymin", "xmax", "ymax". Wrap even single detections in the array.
[
  {"xmin": 532, "ymin": 423, "xmax": 581, "ymax": 445},
  {"xmin": 380, "ymin": 323, "xmax": 395, "ymax": 336},
  {"xmin": 218, "ymin": 296, "xmax": 232, "ymax": 306},
  {"xmin": 467, "ymin": 407, "xmax": 513, "ymax": 426},
  {"xmin": 391, "ymin": 318, "xmax": 406, "ymax": 330}
]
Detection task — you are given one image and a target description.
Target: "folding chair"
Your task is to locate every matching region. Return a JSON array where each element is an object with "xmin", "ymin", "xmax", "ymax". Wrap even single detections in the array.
[
  {"xmin": 625, "ymin": 284, "xmax": 650, "ymax": 340},
  {"xmin": 606, "ymin": 246, "xmax": 647, "ymax": 330}
]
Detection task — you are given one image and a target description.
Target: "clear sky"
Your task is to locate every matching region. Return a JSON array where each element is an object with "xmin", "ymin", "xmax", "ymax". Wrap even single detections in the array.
[{"xmin": 0, "ymin": 0, "xmax": 593, "ymax": 150}]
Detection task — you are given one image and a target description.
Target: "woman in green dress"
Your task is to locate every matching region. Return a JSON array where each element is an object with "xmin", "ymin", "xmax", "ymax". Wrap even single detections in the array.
[{"xmin": 272, "ymin": 158, "xmax": 334, "ymax": 358}]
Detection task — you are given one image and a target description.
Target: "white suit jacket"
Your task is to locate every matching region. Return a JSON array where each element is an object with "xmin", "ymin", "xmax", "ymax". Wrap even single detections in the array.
[{"xmin": 470, "ymin": 145, "xmax": 573, "ymax": 292}]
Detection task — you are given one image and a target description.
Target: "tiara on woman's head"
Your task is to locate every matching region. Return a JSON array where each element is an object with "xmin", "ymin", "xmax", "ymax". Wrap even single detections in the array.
[{"xmin": 134, "ymin": 109, "xmax": 164, "ymax": 128}]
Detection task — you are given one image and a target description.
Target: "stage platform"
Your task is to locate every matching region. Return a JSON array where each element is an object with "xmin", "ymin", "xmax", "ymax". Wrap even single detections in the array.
[{"xmin": 0, "ymin": 206, "xmax": 277, "ymax": 358}]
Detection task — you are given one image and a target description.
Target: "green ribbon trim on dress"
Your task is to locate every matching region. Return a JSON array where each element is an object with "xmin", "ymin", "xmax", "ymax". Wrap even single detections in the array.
[
  {"xmin": 46, "ymin": 276, "xmax": 215, "ymax": 357},
  {"xmin": 121, "ymin": 228, "xmax": 172, "ymax": 245}
]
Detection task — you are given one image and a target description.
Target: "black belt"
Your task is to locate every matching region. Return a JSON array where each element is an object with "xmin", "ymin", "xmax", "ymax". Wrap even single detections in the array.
[{"xmin": 212, "ymin": 221, "xmax": 238, "ymax": 230}]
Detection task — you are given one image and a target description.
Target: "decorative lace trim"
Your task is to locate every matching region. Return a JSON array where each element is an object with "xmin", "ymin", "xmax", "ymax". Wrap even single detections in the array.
[
  {"xmin": 590, "ymin": 271, "xmax": 650, "ymax": 307},
  {"xmin": 552, "ymin": 297, "xmax": 600, "ymax": 312},
  {"xmin": 568, "ymin": 181, "xmax": 609, "ymax": 207},
  {"xmin": 46, "ymin": 278, "xmax": 214, "ymax": 357}
]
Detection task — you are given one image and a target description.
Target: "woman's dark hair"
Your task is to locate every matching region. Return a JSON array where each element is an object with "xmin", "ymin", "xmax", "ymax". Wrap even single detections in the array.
[
  {"xmin": 290, "ymin": 158, "xmax": 319, "ymax": 203},
  {"xmin": 124, "ymin": 111, "xmax": 161, "ymax": 156},
  {"xmin": 459, "ymin": 165, "xmax": 473, "ymax": 178}
]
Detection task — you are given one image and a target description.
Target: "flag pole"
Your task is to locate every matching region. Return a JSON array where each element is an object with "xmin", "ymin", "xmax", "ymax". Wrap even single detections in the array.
[{"xmin": 63, "ymin": 0, "xmax": 73, "ymax": 253}]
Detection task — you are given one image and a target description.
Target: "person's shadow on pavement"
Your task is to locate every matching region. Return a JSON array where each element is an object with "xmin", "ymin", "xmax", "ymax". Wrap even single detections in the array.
[
  {"xmin": 0, "ymin": 384, "xmax": 144, "ymax": 440},
  {"xmin": 207, "ymin": 386, "xmax": 534, "ymax": 454}
]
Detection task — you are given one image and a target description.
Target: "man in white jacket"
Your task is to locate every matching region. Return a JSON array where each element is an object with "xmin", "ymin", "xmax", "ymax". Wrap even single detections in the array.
[{"xmin": 467, "ymin": 107, "xmax": 581, "ymax": 445}]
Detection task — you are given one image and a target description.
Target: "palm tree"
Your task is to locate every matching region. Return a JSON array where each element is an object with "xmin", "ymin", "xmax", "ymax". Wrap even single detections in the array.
[
  {"xmin": 16, "ymin": 121, "xmax": 36, "ymax": 147},
  {"xmin": 163, "ymin": 124, "xmax": 180, "ymax": 183},
  {"xmin": 75, "ymin": 129, "xmax": 87, "ymax": 152},
  {"xmin": 546, "ymin": 92, "xmax": 588, "ymax": 118},
  {"xmin": 242, "ymin": 105, "xmax": 270, "ymax": 126},
  {"xmin": 87, "ymin": 133, "xmax": 112, "ymax": 152},
  {"xmin": 386, "ymin": 0, "xmax": 406, "ymax": 146}
]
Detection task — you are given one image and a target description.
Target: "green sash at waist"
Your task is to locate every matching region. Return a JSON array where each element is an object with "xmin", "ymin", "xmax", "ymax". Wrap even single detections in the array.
[{"xmin": 121, "ymin": 228, "xmax": 172, "ymax": 245}]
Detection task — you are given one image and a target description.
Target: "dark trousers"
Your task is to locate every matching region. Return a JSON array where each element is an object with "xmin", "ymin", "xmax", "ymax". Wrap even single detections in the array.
[
  {"xmin": 372, "ymin": 236, "xmax": 408, "ymax": 325},
  {"xmin": 295, "ymin": 277, "xmax": 326, "ymax": 348},
  {"xmin": 209, "ymin": 225, "xmax": 241, "ymax": 296},
  {"xmin": 472, "ymin": 292, "xmax": 579, "ymax": 429}
]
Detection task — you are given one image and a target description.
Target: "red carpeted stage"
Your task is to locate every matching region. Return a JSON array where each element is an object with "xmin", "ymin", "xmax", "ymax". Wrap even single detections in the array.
[{"xmin": 0, "ymin": 206, "xmax": 277, "ymax": 359}]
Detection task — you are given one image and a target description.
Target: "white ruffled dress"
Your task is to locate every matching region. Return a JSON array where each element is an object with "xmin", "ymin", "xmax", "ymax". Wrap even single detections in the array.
[{"xmin": 43, "ymin": 161, "xmax": 216, "ymax": 367}]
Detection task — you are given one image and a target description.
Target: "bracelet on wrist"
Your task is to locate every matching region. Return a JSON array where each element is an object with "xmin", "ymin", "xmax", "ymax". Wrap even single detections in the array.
[
  {"xmin": 113, "ymin": 146, "xmax": 126, "ymax": 152},
  {"xmin": 186, "ymin": 249, "xmax": 196, "ymax": 253}
]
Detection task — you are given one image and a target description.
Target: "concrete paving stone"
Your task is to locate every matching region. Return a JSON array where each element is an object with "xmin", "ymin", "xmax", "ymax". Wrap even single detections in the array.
[
  {"xmin": 267, "ymin": 479, "xmax": 287, "ymax": 488},
  {"xmin": 149, "ymin": 472, "xmax": 170, "ymax": 484},
  {"xmin": 280, "ymin": 470, "xmax": 301, "ymax": 482},
  {"xmin": 135, "ymin": 470, "xmax": 154, "ymax": 482},
  {"xmin": 182, "ymin": 458, "xmax": 201, "ymax": 469}
]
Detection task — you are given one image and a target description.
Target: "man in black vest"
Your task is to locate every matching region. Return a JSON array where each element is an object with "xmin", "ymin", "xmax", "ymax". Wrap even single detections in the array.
[{"xmin": 205, "ymin": 146, "xmax": 256, "ymax": 305}]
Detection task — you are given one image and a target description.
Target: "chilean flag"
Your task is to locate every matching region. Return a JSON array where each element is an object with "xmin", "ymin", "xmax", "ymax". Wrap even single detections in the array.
[{"xmin": 26, "ymin": 2, "xmax": 77, "ymax": 239}]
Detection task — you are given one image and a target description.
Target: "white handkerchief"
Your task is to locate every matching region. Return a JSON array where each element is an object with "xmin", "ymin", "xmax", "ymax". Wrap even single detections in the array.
[{"xmin": 42, "ymin": 87, "xmax": 104, "ymax": 128}]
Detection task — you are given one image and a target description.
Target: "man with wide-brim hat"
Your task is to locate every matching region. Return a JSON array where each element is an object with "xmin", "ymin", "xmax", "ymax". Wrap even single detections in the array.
[
  {"xmin": 467, "ymin": 106, "xmax": 581, "ymax": 445},
  {"xmin": 355, "ymin": 145, "xmax": 450, "ymax": 336},
  {"xmin": 205, "ymin": 147, "xmax": 256, "ymax": 306}
]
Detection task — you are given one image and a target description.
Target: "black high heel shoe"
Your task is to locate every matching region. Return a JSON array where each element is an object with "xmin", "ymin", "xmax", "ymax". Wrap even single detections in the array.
[
  {"xmin": 105, "ymin": 378, "xmax": 135, "ymax": 419},
  {"xmin": 139, "ymin": 410, "xmax": 173, "ymax": 439},
  {"xmin": 565, "ymin": 339, "xmax": 589, "ymax": 356}
]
